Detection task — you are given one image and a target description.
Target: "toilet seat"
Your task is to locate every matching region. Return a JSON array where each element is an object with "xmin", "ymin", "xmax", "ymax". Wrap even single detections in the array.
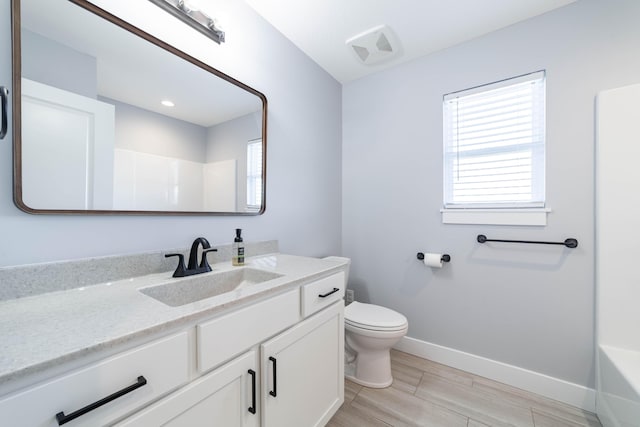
[
  {"xmin": 345, "ymin": 321, "xmax": 408, "ymax": 339},
  {"xmin": 345, "ymin": 302, "xmax": 408, "ymax": 331}
]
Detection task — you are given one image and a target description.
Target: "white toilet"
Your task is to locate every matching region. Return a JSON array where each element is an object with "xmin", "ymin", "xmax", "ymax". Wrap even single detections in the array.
[{"xmin": 344, "ymin": 301, "xmax": 408, "ymax": 388}]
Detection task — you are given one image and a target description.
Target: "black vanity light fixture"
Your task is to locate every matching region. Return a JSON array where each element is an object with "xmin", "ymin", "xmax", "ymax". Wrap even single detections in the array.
[{"xmin": 148, "ymin": 0, "xmax": 226, "ymax": 44}]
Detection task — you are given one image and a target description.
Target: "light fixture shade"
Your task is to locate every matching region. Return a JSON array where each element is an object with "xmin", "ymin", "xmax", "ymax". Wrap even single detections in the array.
[
  {"xmin": 148, "ymin": 0, "xmax": 225, "ymax": 44},
  {"xmin": 346, "ymin": 25, "xmax": 400, "ymax": 65}
]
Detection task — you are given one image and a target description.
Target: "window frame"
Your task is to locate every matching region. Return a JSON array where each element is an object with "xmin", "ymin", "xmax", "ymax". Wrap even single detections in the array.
[
  {"xmin": 441, "ymin": 71, "xmax": 548, "ymax": 226},
  {"xmin": 246, "ymin": 138, "xmax": 262, "ymax": 212}
]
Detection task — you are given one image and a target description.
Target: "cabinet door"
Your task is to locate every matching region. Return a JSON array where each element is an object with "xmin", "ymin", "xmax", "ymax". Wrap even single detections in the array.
[
  {"xmin": 261, "ymin": 301, "xmax": 344, "ymax": 427},
  {"xmin": 117, "ymin": 351, "xmax": 259, "ymax": 427}
]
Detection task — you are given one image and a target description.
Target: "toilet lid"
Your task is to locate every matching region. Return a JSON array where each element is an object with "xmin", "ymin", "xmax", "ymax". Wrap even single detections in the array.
[{"xmin": 345, "ymin": 302, "xmax": 408, "ymax": 330}]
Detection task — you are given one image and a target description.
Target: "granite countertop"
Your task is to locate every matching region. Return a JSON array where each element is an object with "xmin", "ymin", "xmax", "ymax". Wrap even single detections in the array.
[{"xmin": 0, "ymin": 253, "xmax": 349, "ymax": 386}]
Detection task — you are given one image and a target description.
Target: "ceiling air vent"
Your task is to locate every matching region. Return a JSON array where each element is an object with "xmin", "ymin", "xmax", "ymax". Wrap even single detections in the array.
[{"xmin": 346, "ymin": 25, "xmax": 399, "ymax": 66}]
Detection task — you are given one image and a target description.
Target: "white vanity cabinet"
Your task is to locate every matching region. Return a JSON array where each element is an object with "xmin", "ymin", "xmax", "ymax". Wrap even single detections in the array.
[
  {"xmin": 0, "ymin": 269, "xmax": 346, "ymax": 427},
  {"xmin": 118, "ymin": 300, "xmax": 344, "ymax": 427},
  {"xmin": 119, "ymin": 273, "xmax": 345, "ymax": 427}
]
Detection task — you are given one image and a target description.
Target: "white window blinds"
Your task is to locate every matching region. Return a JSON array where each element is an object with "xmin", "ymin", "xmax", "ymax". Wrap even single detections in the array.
[
  {"xmin": 443, "ymin": 71, "xmax": 545, "ymax": 209},
  {"xmin": 247, "ymin": 139, "xmax": 262, "ymax": 209}
]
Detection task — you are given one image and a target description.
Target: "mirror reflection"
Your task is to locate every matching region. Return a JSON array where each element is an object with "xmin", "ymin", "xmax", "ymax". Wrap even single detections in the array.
[{"xmin": 15, "ymin": 0, "xmax": 266, "ymax": 214}]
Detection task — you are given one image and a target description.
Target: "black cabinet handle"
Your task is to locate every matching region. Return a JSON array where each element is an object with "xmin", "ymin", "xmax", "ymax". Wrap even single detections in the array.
[
  {"xmin": 247, "ymin": 369, "xmax": 256, "ymax": 414},
  {"xmin": 55, "ymin": 376, "xmax": 147, "ymax": 425},
  {"xmin": 269, "ymin": 356, "xmax": 277, "ymax": 397},
  {"xmin": 318, "ymin": 288, "xmax": 340, "ymax": 298},
  {"xmin": 0, "ymin": 86, "xmax": 8, "ymax": 140}
]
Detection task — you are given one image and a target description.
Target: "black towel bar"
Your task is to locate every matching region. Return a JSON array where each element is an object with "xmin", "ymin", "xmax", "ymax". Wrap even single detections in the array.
[{"xmin": 477, "ymin": 234, "xmax": 578, "ymax": 248}]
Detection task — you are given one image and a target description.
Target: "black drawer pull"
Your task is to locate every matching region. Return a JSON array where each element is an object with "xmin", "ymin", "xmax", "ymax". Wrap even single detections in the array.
[
  {"xmin": 269, "ymin": 356, "xmax": 277, "ymax": 397},
  {"xmin": 318, "ymin": 288, "xmax": 340, "ymax": 298},
  {"xmin": 248, "ymin": 369, "xmax": 256, "ymax": 414},
  {"xmin": 56, "ymin": 376, "xmax": 147, "ymax": 425}
]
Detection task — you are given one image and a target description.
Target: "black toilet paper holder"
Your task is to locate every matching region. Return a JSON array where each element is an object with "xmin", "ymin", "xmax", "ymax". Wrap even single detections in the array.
[{"xmin": 416, "ymin": 252, "xmax": 451, "ymax": 263}]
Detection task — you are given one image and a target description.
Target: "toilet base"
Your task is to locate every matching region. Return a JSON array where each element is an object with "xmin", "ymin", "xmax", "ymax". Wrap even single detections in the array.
[
  {"xmin": 345, "ymin": 372, "xmax": 393, "ymax": 388},
  {"xmin": 344, "ymin": 348, "xmax": 394, "ymax": 389}
]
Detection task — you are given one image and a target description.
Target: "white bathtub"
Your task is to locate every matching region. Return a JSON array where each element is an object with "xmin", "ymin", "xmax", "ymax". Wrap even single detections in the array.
[{"xmin": 597, "ymin": 345, "xmax": 640, "ymax": 427}]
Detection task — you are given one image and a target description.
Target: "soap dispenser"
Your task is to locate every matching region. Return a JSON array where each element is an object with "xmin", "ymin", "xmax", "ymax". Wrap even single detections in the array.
[{"xmin": 232, "ymin": 228, "xmax": 245, "ymax": 266}]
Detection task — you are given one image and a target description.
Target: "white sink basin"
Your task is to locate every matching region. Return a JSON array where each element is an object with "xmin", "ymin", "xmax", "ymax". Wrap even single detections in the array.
[{"xmin": 140, "ymin": 268, "xmax": 283, "ymax": 307}]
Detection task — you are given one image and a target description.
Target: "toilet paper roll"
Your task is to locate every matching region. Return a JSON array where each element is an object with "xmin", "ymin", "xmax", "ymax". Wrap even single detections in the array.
[{"xmin": 423, "ymin": 253, "xmax": 444, "ymax": 268}]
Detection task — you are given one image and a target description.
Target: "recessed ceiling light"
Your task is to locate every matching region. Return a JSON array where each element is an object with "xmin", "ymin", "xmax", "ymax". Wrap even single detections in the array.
[{"xmin": 161, "ymin": 100, "xmax": 175, "ymax": 107}]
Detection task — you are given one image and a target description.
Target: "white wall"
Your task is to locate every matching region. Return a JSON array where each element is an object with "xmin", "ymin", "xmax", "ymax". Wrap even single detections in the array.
[
  {"xmin": 342, "ymin": 0, "xmax": 640, "ymax": 388},
  {"xmin": 207, "ymin": 112, "xmax": 261, "ymax": 164},
  {"xmin": 106, "ymin": 96, "xmax": 207, "ymax": 162},
  {"xmin": 0, "ymin": 0, "xmax": 342, "ymax": 265},
  {"xmin": 22, "ymin": 29, "xmax": 97, "ymax": 98},
  {"xmin": 207, "ymin": 112, "xmax": 262, "ymax": 210}
]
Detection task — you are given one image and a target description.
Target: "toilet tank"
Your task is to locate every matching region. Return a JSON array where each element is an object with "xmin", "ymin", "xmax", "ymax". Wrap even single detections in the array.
[{"xmin": 322, "ymin": 256, "xmax": 351, "ymax": 287}]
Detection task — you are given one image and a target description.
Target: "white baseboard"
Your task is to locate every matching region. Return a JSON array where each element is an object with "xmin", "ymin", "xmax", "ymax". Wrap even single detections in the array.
[{"xmin": 394, "ymin": 336, "xmax": 596, "ymax": 412}]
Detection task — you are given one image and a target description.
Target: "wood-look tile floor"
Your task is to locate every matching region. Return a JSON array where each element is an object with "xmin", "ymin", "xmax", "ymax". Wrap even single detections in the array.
[{"xmin": 327, "ymin": 350, "xmax": 602, "ymax": 427}]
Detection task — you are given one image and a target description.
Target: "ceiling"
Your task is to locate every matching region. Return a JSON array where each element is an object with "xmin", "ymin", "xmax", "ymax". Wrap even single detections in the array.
[{"xmin": 243, "ymin": 0, "xmax": 577, "ymax": 83}]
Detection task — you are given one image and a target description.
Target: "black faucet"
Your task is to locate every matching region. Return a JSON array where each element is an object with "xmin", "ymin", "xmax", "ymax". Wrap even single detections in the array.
[{"xmin": 165, "ymin": 237, "xmax": 218, "ymax": 277}]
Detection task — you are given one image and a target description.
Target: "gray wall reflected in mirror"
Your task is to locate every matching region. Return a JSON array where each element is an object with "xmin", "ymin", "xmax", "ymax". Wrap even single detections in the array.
[{"xmin": 14, "ymin": 0, "xmax": 266, "ymax": 214}]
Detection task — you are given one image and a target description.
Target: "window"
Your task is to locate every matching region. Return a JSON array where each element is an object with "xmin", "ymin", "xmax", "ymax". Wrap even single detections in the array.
[
  {"xmin": 443, "ymin": 71, "xmax": 546, "ymax": 221},
  {"xmin": 247, "ymin": 139, "xmax": 262, "ymax": 210}
]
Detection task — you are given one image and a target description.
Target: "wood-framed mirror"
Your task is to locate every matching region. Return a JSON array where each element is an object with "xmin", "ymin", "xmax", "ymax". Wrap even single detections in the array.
[{"xmin": 11, "ymin": 0, "xmax": 267, "ymax": 215}]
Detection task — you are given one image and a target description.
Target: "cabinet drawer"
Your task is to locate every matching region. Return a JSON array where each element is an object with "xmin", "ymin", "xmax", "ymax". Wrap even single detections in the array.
[
  {"xmin": 0, "ymin": 331, "xmax": 189, "ymax": 427},
  {"xmin": 197, "ymin": 289, "xmax": 299, "ymax": 373},
  {"xmin": 301, "ymin": 272, "xmax": 345, "ymax": 317}
]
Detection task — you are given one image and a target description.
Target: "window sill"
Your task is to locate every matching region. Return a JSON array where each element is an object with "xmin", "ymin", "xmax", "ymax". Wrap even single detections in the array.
[{"xmin": 441, "ymin": 208, "xmax": 550, "ymax": 226}]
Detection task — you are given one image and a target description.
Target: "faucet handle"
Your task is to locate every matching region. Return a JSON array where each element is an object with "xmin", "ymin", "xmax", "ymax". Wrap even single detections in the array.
[
  {"xmin": 200, "ymin": 248, "xmax": 218, "ymax": 271},
  {"xmin": 165, "ymin": 253, "xmax": 187, "ymax": 277}
]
